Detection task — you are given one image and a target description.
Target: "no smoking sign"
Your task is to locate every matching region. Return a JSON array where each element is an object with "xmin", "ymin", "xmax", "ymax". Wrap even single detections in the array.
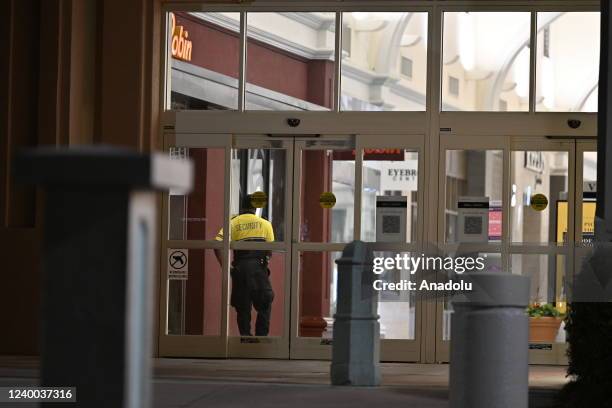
[{"xmin": 168, "ymin": 249, "xmax": 188, "ymax": 280}]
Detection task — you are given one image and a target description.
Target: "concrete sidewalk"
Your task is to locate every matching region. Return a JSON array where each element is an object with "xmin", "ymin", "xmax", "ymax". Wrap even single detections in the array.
[{"xmin": 0, "ymin": 357, "xmax": 567, "ymax": 407}]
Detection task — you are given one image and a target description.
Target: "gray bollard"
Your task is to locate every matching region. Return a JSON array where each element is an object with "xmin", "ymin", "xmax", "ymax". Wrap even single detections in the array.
[
  {"xmin": 331, "ymin": 241, "xmax": 381, "ymax": 386},
  {"xmin": 15, "ymin": 146, "xmax": 193, "ymax": 408},
  {"xmin": 449, "ymin": 273, "xmax": 530, "ymax": 408}
]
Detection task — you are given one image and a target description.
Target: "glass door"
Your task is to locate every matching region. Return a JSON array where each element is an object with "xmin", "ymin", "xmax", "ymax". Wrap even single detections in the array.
[
  {"xmin": 359, "ymin": 135, "xmax": 425, "ymax": 362},
  {"xmin": 159, "ymin": 133, "xmax": 232, "ymax": 357},
  {"xmin": 160, "ymin": 133, "xmax": 426, "ymax": 360},
  {"xmin": 509, "ymin": 138, "xmax": 575, "ymax": 365},
  {"xmin": 289, "ymin": 136, "xmax": 356, "ymax": 359},
  {"xmin": 436, "ymin": 134, "xmax": 509, "ymax": 362},
  {"xmin": 227, "ymin": 136, "xmax": 294, "ymax": 358},
  {"xmin": 436, "ymin": 134, "xmax": 579, "ymax": 364},
  {"xmin": 290, "ymin": 134, "xmax": 425, "ymax": 362}
]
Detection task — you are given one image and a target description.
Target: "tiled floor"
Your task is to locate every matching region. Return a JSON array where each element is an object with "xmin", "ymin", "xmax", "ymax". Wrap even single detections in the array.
[{"xmin": 0, "ymin": 357, "xmax": 568, "ymax": 407}]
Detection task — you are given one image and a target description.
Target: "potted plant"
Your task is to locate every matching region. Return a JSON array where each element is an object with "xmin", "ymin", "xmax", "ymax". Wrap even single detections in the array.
[{"xmin": 527, "ymin": 303, "xmax": 564, "ymax": 343}]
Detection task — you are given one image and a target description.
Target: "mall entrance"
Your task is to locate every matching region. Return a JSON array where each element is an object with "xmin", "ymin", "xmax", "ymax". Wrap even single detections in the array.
[
  {"xmin": 434, "ymin": 135, "xmax": 597, "ymax": 364},
  {"xmin": 157, "ymin": 2, "xmax": 600, "ymax": 364},
  {"xmin": 159, "ymin": 132, "xmax": 425, "ymax": 361},
  {"xmin": 158, "ymin": 131, "xmax": 596, "ymax": 364}
]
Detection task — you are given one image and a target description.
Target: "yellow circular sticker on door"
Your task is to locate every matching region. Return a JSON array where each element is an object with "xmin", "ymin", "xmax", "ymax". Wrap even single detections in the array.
[
  {"xmin": 250, "ymin": 191, "xmax": 268, "ymax": 208},
  {"xmin": 319, "ymin": 192, "xmax": 336, "ymax": 209},
  {"xmin": 530, "ymin": 193, "xmax": 548, "ymax": 211}
]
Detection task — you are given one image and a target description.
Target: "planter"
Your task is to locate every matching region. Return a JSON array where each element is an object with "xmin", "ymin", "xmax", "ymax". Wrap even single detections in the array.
[
  {"xmin": 529, "ymin": 316, "xmax": 562, "ymax": 343},
  {"xmin": 299, "ymin": 316, "xmax": 327, "ymax": 337}
]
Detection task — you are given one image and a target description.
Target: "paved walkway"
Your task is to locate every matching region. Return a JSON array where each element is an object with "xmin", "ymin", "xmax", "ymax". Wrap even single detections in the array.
[{"xmin": 0, "ymin": 357, "xmax": 568, "ymax": 407}]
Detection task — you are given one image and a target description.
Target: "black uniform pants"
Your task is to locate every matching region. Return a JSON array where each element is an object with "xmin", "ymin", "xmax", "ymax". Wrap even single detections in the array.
[{"xmin": 231, "ymin": 258, "xmax": 274, "ymax": 336}]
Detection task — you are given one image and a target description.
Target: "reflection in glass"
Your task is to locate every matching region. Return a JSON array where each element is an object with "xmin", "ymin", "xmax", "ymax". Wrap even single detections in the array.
[
  {"xmin": 536, "ymin": 12, "xmax": 600, "ymax": 112},
  {"xmin": 246, "ymin": 12, "xmax": 335, "ymax": 111},
  {"xmin": 341, "ymin": 12, "xmax": 428, "ymax": 111},
  {"xmin": 361, "ymin": 150, "xmax": 419, "ymax": 242},
  {"xmin": 445, "ymin": 150, "xmax": 503, "ymax": 243},
  {"xmin": 167, "ymin": 249, "xmax": 222, "ymax": 336},
  {"xmin": 168, "ymin": 147, "xmax": 225, "ymax": 241},
  {"xmin": 510, "ymin": 151, "xmax": 568, "ymax": 244},
  {"xmin": 442, "ymin": 12, "xmax": 531, "ymax": 111},
  {"xmin": 168, "ymin": 12, "xmax": 240, "ymax": 110}
]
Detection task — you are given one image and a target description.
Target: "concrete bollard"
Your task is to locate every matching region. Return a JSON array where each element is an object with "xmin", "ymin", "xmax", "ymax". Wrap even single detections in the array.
[
  {"xmin": 449, "ymin": 273, "xmax": 530, "ymax": 408},
  {"xmin": 16, "ymin": 146, "xmax": 193, "ymax": 408},
  {"xmin": 331, "ymin": 241, "xmax": 381, "ymax": 386}
]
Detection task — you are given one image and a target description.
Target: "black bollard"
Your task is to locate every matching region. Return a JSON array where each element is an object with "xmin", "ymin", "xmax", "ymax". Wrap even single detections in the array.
[{"xmin": 15, "ymin": 146, "xmax": 193, "ymax": 408}]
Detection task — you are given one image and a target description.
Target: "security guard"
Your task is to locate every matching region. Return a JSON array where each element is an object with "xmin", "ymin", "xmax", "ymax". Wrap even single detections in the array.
[{"xmin": 215, "ymin": 194, "xmax": 275, "ymax": 336}]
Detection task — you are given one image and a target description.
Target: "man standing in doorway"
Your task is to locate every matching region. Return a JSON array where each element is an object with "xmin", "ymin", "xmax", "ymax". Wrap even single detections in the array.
[{"xmin": 215, "ymin": 194, "xmax": 275, "ymax": 336}]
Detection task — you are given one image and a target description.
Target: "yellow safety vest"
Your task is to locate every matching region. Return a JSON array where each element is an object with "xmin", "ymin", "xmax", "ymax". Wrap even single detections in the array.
[{"xmin": 215, "ymin": 213, "xmax": 275, "ymax": 242}]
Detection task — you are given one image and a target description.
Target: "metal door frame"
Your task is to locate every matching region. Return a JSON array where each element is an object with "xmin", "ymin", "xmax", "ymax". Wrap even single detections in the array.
[
  {"xmin": 435, "ymin": 133, "xmax": 580, "ymax": 364},
  {"xmin": 158, "ymin": 132, "xmax": 428, "ymax": 361}
]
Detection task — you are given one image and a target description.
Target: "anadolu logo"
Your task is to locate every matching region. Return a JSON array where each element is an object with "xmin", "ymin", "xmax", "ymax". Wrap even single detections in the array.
[{"xmin": 170, "ymin": 13, "xmax": 193, "ymax": 62}]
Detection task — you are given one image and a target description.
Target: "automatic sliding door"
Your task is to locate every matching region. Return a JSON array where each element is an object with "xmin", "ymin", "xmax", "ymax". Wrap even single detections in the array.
[
  {"xmin": 290, "ymin": 137, "xmax": 356, "ymax": 359},
  {"xmin": 436, "ymin": 137, "xmax": 507, "ymax": 362},
  {"xmin": 509, "ymin": 142, "xmax": 574, "ymax": 365},
  {"xmin": 228, "ymin": 137, "xmax": 293, "ymax": 358},
  {"xmin": 160, "ymin": 134, "xmax": 231, "ymax": 358},
  {"xmin": 436, "ymin": 136, "xmax": 579, "ymax": 365},
  {"xmin": 358, "ymin": 135, "xmax": 424, "ymax": 362}
]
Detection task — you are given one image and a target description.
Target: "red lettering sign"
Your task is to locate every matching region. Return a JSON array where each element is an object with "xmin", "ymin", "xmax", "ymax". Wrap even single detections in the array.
[{"xmin": 333, "ymin": 149, "xmax": 404, "ymax": 161}]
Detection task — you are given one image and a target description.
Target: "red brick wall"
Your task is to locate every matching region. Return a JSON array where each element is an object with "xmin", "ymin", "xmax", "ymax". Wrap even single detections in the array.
[{"xmin": 175, "ymin": 12, "xmax": 333, "ymax": 108}]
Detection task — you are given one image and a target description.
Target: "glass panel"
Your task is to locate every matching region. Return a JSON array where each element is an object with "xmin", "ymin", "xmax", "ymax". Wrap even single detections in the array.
[
  {"xmin": 230, "ymin": 148, "xmax": 287, "ymax": 242},
  {"xmin": 374, "ymin": 251, "xmax": 417, "ymax": 340},
  {"xmin": 298, "ymin": 251, "xmax": 341, "ymax": 338},
  {"xmin": 442, "ymin": 12, "xmax": 531, "ymax": 111},
  {"xmin": 510, "ymin": 151, "xmax": 568, "ymax": 244},
  {"xmin": 168, "ymin": 12, "xmax": 240, "ymax": 110},
  {"xmin": 246, "ymin": 12, "xmax": 335, "ymax": 111},
  {"xmin": 445, "ymin": 150, "xmax": 503, "ymax": 243},
  {"xmin": 536, "ymin": 12, "xmax": 600, "ymax": 112},
  {"xmin": 581, "ymin": 152, "xmax": 597, "ymax": 243},
  {"xmin": 341, "ymin": 12, "xmax": 428, "ymax": 111},
  {"xmin": 442, "ymin": 252, "xmax": 501, "ymax": 341},
  {"xmin": 300, "ymin": 148, "xmax": 355, "ymax": 243},
  {"xmin": 361, "ymin": 149, "xmax": 419, "ymax": 242},
  {"xmin": 229, "ymin": 251, "xmax": 286, "ymax": 337},
  {"xmin": 168, "ymin": 147, "xmax": 225, "ymax": 240},
  {"xmin": 511, "ymin": 253, "xmax": 567, "ymax": 305},
  {"xmin": 167, "ymin": 249, "xmax": 222, "ymax": 336}
]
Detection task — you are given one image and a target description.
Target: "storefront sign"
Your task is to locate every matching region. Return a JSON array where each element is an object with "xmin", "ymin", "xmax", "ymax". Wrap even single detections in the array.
[
  {"xmin": 170, "ymin": 13, "xmax": 193, "ymax": 62},
  {"xmin": 488, "ymin": 206, "xmax": 502, "ymax": 241},
  {"xmin": 524, "ymin": 151, "xmax": 544, "ymax": 173},
  {"xmin": 333, "ymin": 149, "xmax": 404, "ymax": 161},
  {"xmin": 557, "ymin": 201, "xmax": 596, "ymax": 243},
  {"xmin": 380, "ymin": 160, "xmax": 418, "ymax": 191}
]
